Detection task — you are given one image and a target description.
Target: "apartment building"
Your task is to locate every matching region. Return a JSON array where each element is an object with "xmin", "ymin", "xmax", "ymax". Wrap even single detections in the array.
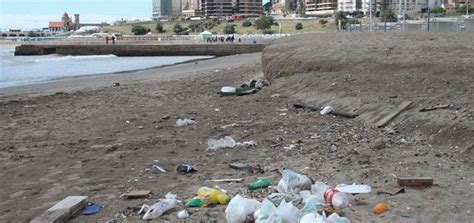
[
  {"xmin": 200, "ymin": 0, "xmax": 262, "ymax": 17},
  {"xmin": 152, "ymin": 0, "xmax": 182, "ymax": 20},
  {"xmin": 235, "ymin": 0, "xmax": 264, "ymax": 17},
  {"xmin": 306, "ymin": 0, "xmax": 338, "ymax": 15}
]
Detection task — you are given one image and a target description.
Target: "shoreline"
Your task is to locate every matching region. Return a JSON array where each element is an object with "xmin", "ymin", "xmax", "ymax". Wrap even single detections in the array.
[{"xmin": 0, "ymin": 53, "xmax": 262, "ymax": 97}]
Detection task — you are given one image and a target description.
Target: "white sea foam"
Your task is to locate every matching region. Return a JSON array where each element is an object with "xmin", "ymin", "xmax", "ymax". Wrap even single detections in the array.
[{"xmin": 34, "ymin": 54, "xmax": 117, "ymax": 63}]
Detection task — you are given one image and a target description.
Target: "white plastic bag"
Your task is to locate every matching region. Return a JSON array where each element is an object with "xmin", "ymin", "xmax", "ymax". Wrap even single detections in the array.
[
  {"xmin": 207, "ymin": 136, "xmax": 237, "ymax": 150},
  {"xmin": 277, "ymin": 169, "xmax": 312, "ymax": 193},
  {"xmin": 254, "ymin": 198, "xmax": 276, "ymax": 223},
  {"xmin": 320, "ymin": 106, "xmax": 334, "ymax": 115},
  {"xmin": 273, "ymin": 200, "xmax": 303, "ymax": 223},
  {"xmin": 300, "ymin": 213, "xmax": 327, "ymax": 223},
  {"xmin": 225, "ymin": 195, "xmax": 261, "ymax": 223},
  {"xmin": 175, "ymin": 118, "xmax": 196, "ymax": 127},
  {"xmin": 299, "ymin": 190, "xmax": 324, "ymax": 213},
  {"xmin": 139, "ymin": 192, "xmax": 178, "ymax": 220},
  {"xmin": 335, "ymin": 184, "xmax": 371, "ymax": 194},
  {"xmin": 327, "ymin": 213, "xmax": 350, "ymax": 223}
]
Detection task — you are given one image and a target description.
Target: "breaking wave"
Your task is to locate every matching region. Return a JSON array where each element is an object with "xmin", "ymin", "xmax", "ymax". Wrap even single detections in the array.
[{"xmin": 34, "ymin": 54, "xmax": 117, "ymax": 63}]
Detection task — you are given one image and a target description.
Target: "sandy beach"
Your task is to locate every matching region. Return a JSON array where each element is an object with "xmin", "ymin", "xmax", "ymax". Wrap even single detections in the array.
[{"xmin": 0, "ymin": 33, "xmax": 473, "ymax": 222}]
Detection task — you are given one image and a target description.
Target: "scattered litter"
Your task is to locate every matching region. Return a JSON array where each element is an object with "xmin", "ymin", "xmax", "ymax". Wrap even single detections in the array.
[
  {"xmin": 280, "ymin": 113, "xmax": 287, "ymax": 116},
  {"xmin": 176, "ymin": 210, "xmax": 190, "ymax": 219},
  {"xmin": 283, "ymin": 144, "xmax": 297, "ymax": 150},
  {"xmin": 311, "ymin": 181, "xmax": 355, "ymax": 209},
  {"xmin": 225, "ymin": 195, "xmax": 260, "ymax": 223},
  {"xmin": 267, "ymin": 193, "xmax": 303, "ymax": 206},
  {"xmin": 176, "ymin": 164, "xmax": 197, "ymax": 174},
  {"xmin": 376, "ymin": 185, "xmax": 405, "ymax": 195},
  {"xmin": 397, "ymin": 177, "xmax": 433, "ymax": 186},
  {"xmin": 161, "ymin": 115, "xmax": 171, "ymax": 120},
  {"xmin": 373, "ymin": 202, "xmax": 389, "ymax": 215},
  {"xmin": 175, "ymin": 118, "xmax": 196, "ymax": 127},
  {"xmin": 215, "ymin": 108, "xmax": 220, "ymax": 112},
  {"xmin": 320, "ymin": 106, "xmax": 334, "ymax": 115},
  {"xmin": 271, "ymin": 94, "xmax": 281, "ymax": 98},
  {"xmin": 208, "ymin": 178, "xmax": 244, "ymax": 183},
  {"xmin": 319, "ymin": 106, "xmax": 358, "ymax": 118},
  {"xmin": 335, "ymin": 184, "xmax": 372, "ymax": 194},
  {"xmin": 207, "ymin": 136, "xmax": 237, "ymax": 150},
  {"xmin": 243, "ymin": 141, "xmax": 257, "ymax": 147},
  {"xmin": 138, "ymin": 192, "xmax": 178, "ymax": 220},
  {"xmin": 248, "ymin": 177, "xmax": 272, "ymax": 190},
  {"xmin": 419, "ymin": 104, "xmax": 451, "ymax": 112},
  {"xmin": 277, "ymin": 169, "xmax": 312, "ymax": 194},
  {"xmin": 185, "ymin": 196, "xmax": 210, "ymax": 207},
  {"xmin": 113, "ymin": 82, "xmax": 120, "ymax": 87},
  {"xmin": 83, "ymin": 203, "xmax": 102, "ymax": 215},
  {"xmin": 229, "ymin": 162, "xmax": 264, "ymax": 174},
  {"xmin": 197, "ymin": 187, "xmax": 231, "ymax": 205},
  {"xmin": 221, "ymin": 86, "xmax": 237, "ymax": 93},
  {"xmin": 219, "ymin": 87, "xmax": 257, "ymax": 96},
  {"xmin": 150, "ymin": 162, "xmax": 167, "ymax": 173},
  {"xmin": 137, "ymin": 125, "xmax": 144, "ymax": 129},
  {"xmin": 124, "ymin": 190, "xmax": 152, "ymax": 199},
  {"xmin": 277, "ymin": 108, "xmax": 289, "ymax": 112},
  {"xmin": 241, "ymin": 79, "xmax": 269, "ymax": 89}
]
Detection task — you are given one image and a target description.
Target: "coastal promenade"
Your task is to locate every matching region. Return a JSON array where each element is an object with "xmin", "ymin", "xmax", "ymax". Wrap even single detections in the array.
[{"xmin": 14, "ymin": 43, "xmax": 267, "ymax": 56}]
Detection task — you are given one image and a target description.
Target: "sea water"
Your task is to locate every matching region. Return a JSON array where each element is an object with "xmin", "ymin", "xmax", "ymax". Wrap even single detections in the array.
[{"xmin": 0, "ymin": 45, "xmax": 213, "ymax": 89}]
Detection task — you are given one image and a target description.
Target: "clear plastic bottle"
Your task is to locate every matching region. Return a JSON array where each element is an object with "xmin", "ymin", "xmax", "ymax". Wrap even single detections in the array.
[{"xmin": 311, "ymin": 182, "xmax": 354, "ymax": 209}]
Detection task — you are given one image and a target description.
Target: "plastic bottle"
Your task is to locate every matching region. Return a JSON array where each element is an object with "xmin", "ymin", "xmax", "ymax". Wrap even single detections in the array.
[
  {"xmin": 185, "ymin": 196, "xmax": 211, "ymax": 207},
  {"xmin": 311, "ymin": 182, "xmax": 354, "ymax": 209},
  {"xmin": 248, "ymin": 177, "xmax": 272, "ymax": 190},
  {"xmin": 197, "ymin": 187, "xmax": 231, "ymax": 205}
]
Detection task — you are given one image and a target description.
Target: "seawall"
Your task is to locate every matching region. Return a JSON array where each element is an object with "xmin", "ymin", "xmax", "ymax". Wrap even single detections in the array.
[{"xmin": 14, "ymin": 44, "xmax": 267, "ymax": 56}]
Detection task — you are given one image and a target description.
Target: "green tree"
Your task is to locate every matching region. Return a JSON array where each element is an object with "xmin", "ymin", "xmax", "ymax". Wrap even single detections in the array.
[
  {"xmin": 263, "ymin": 2, "xmax": 273, "ymax": 14},
  {"xmin": 242, "ymin": 20, "xmax": 252, "ymax": 27},
  {"xmin": 295, "ymin": 22, "xmax": 303, "ymax": 30},
  {"xmin": 335, "ymin": 11, "xmax": 348, "ymax": 29},
  {"xmin": 382, "ymin": 9, "xmax": 397, "ymax": 22},
  {"xmin": 431, "ymin": 6, "xmax": 446, "ymax": 14},
  {"xmin": 131, "ymin": 25, "xmax": 148, "ymax": 35},
  {"xmin": 319, "ymin": 19, "xmax": 328, "ymax": 25},
  {"xmin": 156, "ymin": 23, "xmax": 165, "ymax": 33},
  {"xmin": 173, "ymin": 23, "xmax": 189, "ymax": 35},
  {"xmin": 254, "ymin": 16, "xmax": 276, "ymax": 34},
  {"xmin": 223, "ymin": 24, "xmax": 236, "ymax": 34}
]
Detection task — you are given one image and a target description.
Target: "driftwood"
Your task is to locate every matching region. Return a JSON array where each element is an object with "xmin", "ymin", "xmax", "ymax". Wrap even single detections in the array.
[
  {"xmin": 419, "ymin": 104, "xmax": 450, "ymax": 112},
  {"xmin": 30, "ymin": 196, "xmax": 87, "ymax": 223},
  {"xmin": 397, "ymin": 177, "xmax": 433, "ymax": 186},
  {"xmin": 376, "ymin": 101, "xmax": 413, "ymax": 128}
]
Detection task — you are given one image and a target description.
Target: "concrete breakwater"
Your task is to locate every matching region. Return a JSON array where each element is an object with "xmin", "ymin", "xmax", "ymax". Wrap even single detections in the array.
[{"xmin": 14, "ymin": 44, "xmax": 267, "ymax": 56}]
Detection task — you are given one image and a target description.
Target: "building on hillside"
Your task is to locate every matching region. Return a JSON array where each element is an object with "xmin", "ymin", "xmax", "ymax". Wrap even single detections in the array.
[
  {"xmin": 271, "ymin": 0, "xmax": 298, "ymax": 13},
  {"xmin": 444, "ymin": 0, "xmax": 468, "ymax": 10},
  {"xmin": 48, "ymin": 12, "xmax": 76, "ymax": 32},
  {"xmin": 385, "ymin": 0, "xmax": 441, "ymax": 13},
  {"xmin": 234, "ymin": 0, "xmax": 264, "ymax": 17},
  {"xmin": 182, "ymin": 0, "xmax": 202, "ymax": 16},
  {"xmin": 305, "ymin": 0, "xmax": 338, "ymax": 15},
  {"xmin": 153, "ymin": 0, "xmax": 183, "ymax": 19},
  {"xmin": 200, "ymin": 0, "xmax": 234, "ymax": 17}
]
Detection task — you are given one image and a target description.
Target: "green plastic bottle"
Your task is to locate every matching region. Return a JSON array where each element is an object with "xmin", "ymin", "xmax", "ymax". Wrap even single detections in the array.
[
  {"xmin": 248, "ymin": 177, "xmax": 272, "ymax": 190},
  {"xmin": 185, "ymin": 197, "xmax": 210, "ymax": 207}
]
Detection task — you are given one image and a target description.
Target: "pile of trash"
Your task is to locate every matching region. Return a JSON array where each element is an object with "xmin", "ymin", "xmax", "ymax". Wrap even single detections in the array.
[{"xmin": 132, "ymin": 169, "xmax": 371, "ymax": 222}]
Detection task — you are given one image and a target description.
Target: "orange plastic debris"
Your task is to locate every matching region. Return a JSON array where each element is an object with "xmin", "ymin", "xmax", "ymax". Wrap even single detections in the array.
[{"xmin": 373, "ymin": 202, "xmax": 389, "ymax": 215}]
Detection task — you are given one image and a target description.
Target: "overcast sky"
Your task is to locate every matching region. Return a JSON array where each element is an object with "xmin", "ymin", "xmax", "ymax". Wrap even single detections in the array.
[{"xmin": 0, "ymin": 0, "xmax": 153, "ymax": 30}]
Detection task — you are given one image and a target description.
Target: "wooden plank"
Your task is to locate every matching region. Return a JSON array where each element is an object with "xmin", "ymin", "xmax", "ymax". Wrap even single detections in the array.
[
  {"xmin": 419, "ymin": 104, "xmax": 450, "ymax": 112},
  {"xmin": 208, "ymin": 178, "xmax": 244, "ymax": 182},
  {"xmin": 376, "ymin": 101, "xmax": 413, "ymax": 128},
  {"xmin": 125, "ymin": 190, "xmax": 152, "ymax": 199},
  {"xmin": 31, "ymin": 196, "xmax": 87, "ymax": 223},
  {"xmin": 397, "ymin": 177, "xmax": 433, "ymax": 186}
]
